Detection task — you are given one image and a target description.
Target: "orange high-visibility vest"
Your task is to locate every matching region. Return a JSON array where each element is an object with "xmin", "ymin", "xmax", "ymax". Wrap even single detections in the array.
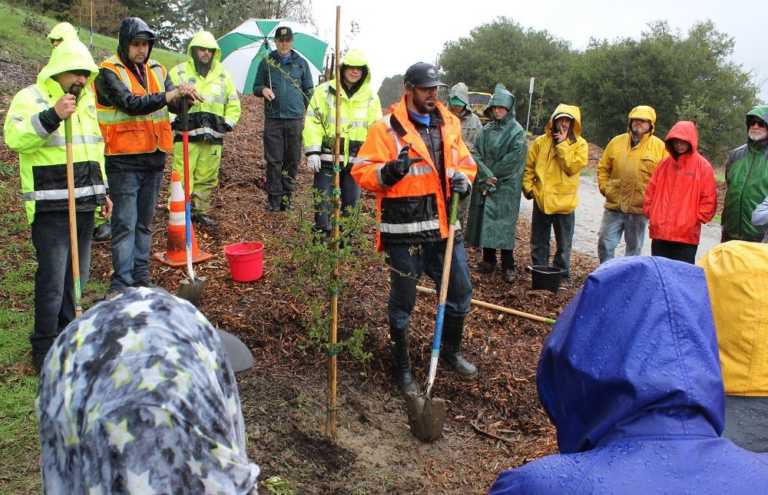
[{"xmin": 96, "ymin": 55, "xmax": 173, "ymax": 156}]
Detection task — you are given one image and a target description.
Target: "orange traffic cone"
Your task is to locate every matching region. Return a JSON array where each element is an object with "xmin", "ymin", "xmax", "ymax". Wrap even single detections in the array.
[{"xmin": 154, "ymin": 170, "xmax": 213, "ymax": 267}]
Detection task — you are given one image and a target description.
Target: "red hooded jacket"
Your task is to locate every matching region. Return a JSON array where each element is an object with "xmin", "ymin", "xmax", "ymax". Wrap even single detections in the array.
[{"xmin": 643, "ymin": 121, "xmax": 717, "ymax": 245}]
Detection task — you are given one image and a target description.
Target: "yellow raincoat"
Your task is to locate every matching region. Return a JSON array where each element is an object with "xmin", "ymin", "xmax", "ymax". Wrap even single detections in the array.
[
  {"xmin": 598, "ymin": 105, "xmax": 667, "ymax": 214},
  {"xmin": 523, "ymin": 104, "xmax": 588, "ymax": 214},
  {"xmin": 698, "ymin": 241, "xmax": 768, "ymax": 396}
]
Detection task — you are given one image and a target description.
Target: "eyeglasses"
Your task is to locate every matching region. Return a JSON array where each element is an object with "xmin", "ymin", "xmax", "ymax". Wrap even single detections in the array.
[{"xmin": 748, "ymin": 119, "xmax": 767, "ymax": 129}]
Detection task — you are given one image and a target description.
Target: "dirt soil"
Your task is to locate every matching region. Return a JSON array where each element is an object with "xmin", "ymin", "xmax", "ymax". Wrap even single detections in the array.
[{"xmin": 3, "ymin": 92, "xmax": 600, "ymax": 493}]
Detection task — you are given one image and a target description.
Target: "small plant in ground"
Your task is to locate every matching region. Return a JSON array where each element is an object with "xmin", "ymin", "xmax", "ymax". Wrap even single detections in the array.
[
  {"xmin": 263, "ymin": 475, "xmax": 296, "ymax": 495},
  {"xmin": 278, "ymin": 189, "xmax": 381, "ymax": 365}
]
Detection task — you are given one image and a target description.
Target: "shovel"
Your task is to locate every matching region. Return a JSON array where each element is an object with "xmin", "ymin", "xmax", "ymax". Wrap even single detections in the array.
[
  {"xmin": 405, "ymin": 193, "xmax": 460, "ymax": 442},
  {"xmin": 64, "ymin": 87, "xmax": 83, "ymax": 318},
  {"xmin": 176, "ymin": 98, "xmax": 207, "ymax": 305}
]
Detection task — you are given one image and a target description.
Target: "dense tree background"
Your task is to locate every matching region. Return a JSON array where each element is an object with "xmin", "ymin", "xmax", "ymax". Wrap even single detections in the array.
[{"xmin": 437, "ymin": 17, "xmax": 759, "ymax": 162}]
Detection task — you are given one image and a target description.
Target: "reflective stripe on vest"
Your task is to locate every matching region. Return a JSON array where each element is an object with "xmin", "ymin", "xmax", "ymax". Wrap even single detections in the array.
[
  {"xmin": 379, "ymin": 219, "xmax": 440, "ymax": 234},
  {"xmin": 97, "ymin": 56, "xmax": 172, "ymax": 155},
  {"xmin": 23, "ymin": 184, "xmax": 107, "ymax": 201}
]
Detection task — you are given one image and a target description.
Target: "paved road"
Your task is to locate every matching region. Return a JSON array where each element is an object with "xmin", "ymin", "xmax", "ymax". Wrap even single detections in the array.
[{"xmin": 519, "ymin": 174, "xmax": 722, "ymax": 261}]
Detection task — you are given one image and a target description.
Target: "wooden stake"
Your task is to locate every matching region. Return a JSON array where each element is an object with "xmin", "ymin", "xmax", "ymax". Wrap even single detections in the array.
[
  {"xmin": 65, "ymin": 117, "xmax": 82, "ymax": 318},
  {"xmin": 326, "ymin": 4, "xmax": 342, "ymax": 440}
]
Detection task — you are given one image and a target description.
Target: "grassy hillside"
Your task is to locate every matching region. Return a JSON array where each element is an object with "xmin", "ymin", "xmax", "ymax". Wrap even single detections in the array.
[{"xmin": 0, "ymin": 2, "xmax": 185, "ymax": 72}]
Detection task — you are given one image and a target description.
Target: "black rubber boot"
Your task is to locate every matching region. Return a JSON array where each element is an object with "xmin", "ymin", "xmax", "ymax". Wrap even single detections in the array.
[
  {"xmin": 391, "ymin": 328, "xmax": 419, "ymax": 396},
  {"xmin": 92, "ymin": 221, "xmax": 111, "ymax": 242},
  {"xmin": 442, "ymin": 315, "xmax": 478, "ymax": 379}
]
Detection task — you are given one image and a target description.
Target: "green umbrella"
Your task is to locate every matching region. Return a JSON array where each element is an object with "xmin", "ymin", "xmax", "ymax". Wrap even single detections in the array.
[{"xmin": 218, "ymin": 19, "xmax": 328, "ymax": 95}]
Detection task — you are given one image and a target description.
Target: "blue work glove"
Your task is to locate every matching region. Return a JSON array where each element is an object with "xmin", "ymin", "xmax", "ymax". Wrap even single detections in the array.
[
  {"xmin": 380, "ymin": 145, "xmax": 422, "ymax": 186},
  {"xmin": 451, "ymin": 171, "xmax": 471, "ymax": 196}
]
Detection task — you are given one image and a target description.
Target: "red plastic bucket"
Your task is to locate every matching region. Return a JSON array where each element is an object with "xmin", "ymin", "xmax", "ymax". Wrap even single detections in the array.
[{"xmin": 224, "ymin": 242, "xmax": 264, "ymax": 282}]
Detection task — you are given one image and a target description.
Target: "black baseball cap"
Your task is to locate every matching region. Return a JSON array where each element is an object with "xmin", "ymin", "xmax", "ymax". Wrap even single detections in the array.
[
  {"xmin": 275, "ymin": 26, "xmax": 293, "ymax": 41},
  {"xmin": 404, "ymin": 62, "xmax": 445, "ymax": 88}
]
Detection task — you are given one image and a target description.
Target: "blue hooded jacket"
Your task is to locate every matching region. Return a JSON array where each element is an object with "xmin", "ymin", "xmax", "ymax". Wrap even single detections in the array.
[{"xmin": 489, "ymin": 257, "xmax": 768, "ymax": 494}]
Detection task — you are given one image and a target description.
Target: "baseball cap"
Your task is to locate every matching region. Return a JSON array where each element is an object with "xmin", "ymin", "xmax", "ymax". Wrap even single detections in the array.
[
  {"xmin": 275, "ymin": 26, "xmax": 293, "ymax": 41},
  {"xmin": 404, "ymin": 62, "xmax": 445, "ymax": 88}
]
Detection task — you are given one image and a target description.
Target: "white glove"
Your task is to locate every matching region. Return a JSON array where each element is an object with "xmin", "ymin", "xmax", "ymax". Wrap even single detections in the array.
[{"xmin": 306, "ymin": 154, "xmax": 321, "ymax": 173}]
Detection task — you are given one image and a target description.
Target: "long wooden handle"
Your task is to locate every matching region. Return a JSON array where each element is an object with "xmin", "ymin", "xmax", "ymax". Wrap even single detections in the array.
[
  {"xmin": 65, "ymin": 117, "xmax": 82, "ymax": 318},
  {"xmin": 416, "ymin": 286, "xmax": 556, "ymax": 325}
]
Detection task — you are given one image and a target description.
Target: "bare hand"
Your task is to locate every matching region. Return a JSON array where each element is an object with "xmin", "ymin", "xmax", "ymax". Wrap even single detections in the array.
[
  {"xmin": 485, "ymin": 177, "xmax": 498, "ymax": 186},
  {"xmin": 54, "ymin": 94, "xmax": 77, "ymax": 120},
  {"xmin": 553, "ymin": 127, "xmax": 567, "ymax": 144},
  {"xmin": 262, "ymin": 87, "xmax": 275, "ymax": 101},
  {"xmin": 101, "ymin": 196, "xmax": 113, "ymax": 219},
  {"xmin": 165, "ymin": 88, "xmax": 180, "ymax": 104},
  {"xmin": 178, "ymin": 83, "xmax": 204, "ymax": 104}
]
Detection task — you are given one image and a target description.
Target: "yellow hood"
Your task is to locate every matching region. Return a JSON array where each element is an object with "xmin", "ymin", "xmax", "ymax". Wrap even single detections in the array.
[
  {"xmin": 37, "ymin": 38, "xmax": 99, "ymax": 87},
  {"xmin": 628, "ymin": 105, "xmax": 657, "ymax": 133},
  {"xmin": 698, "ymin": 241, "xmax": 768, "ymax": 396},
  {"xmin": 545, "ymin": 103, "xmax": 582, "ymax": 137},
  {"xmin": 47, "ymin": 22, "xmax": 77, "ymax": 42},
  {"xmin": 187, "ymin": 30, "xmax": 221, "ymax": 65}
]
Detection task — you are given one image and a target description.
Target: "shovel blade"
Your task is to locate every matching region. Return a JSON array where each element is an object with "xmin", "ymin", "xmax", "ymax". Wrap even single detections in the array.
[
  {"xmin": 405, "ymin": 393, "xmax": 447, "ymax": 442},
  {"xmin": 177, "ymin": 276, "xmax": 207, "ymax": 307}
]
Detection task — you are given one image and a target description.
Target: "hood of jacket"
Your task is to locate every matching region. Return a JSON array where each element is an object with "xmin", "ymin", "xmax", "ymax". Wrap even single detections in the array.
[
  {"xmin": 537, "ymin": 256, "xmax": 725, "ymax": 454},
  {"xmin": 544, "ymin": 103, "xmax": 582, "ymax": 137},
  {"xmin": 37, "ymin": 38, "xmax": 99, "ymax": 88},
  {"xmin": 627, "ymin": 105, "xmax": 657, "ymax": 134},
  {"xmin": 117, "ymin": 17, "xmax": 155, "ymax": 66},
  {"xmin": 449, "ymin": 82, "xmax": 470, "ymax": 108},
  {"xmin": 47, "ymin": 22, "xmax": 77, "ymax": 42},
  {"xmin": 698, "ymin": 241, "xmax": 768, "ymax": 395},
  {"xmin": 665, "ymin": 120, "xmax": 699, "ymax": 156},
  {"xmin": 746, "ymin": 105, "xmax": 768, "ymax": 129},
  {"xmin": 484, "ymin": 83, "xmax": 515, "ymax": 119},
  {"xmin": 187, "ymin": 30, "xmax": 221, "ymax": 66}
]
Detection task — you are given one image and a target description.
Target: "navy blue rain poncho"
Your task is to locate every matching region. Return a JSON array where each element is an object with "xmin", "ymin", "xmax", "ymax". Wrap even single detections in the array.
[
  {"xmin": 489, "ymin": 257, "xmax": 768, "ymax": 494},
  {"xmin": 37, "ymin": 288, "xmax": 260, "ymax": 494}
]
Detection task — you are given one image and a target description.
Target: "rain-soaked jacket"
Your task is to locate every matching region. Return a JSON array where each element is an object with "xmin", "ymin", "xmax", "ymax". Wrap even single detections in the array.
[
  {"xmin": 722, "ymin": 105, "xmax": 768, "ymax": 242},
  {"xmin": 3, "ymin": 38, "xmax": 107, "ymax": 223},
  {"xmin": 465, "ymin": 84, "xmax": 526, "ymax": 249},
  {"xmin": 253, "ymin": 49, "xmax": 313, "ymax": 120},
  {"xmin": 489, "ymin": 256, "xmax": 768, "ymax": 494},
  {"xmin": 598, "ymin": 105, "xmax": 667, "ymax": 214},
  {"xmin": 643, "ymin": 121, "xmax": 717, "ymax": 245},
  {"xmin": 303, "ymin": 49, "xmax": 382, "ymax": 166},
  {"xmin": 38, "ymin": 288, "xmax": 260, "ymax": 494},
  {"xmin": 94, "ymin": 17, "xmax": 177, "ymax": 168},
  {"xmin": 448, "ymin": 82, "xmax": 482, "ymax": 151},
  {"xmin": 169, "ymin": 31, "xmax": 241, "ymax": 144},
  {"xmin": 352, "ymin": 97, "xmax": 477, "ymax": 250},
  {"xmin": 699, "ymin": 241, "xmax": 768, "ymax": 452},
  {"xmin": 523, "ymin": 104, "xmax": 588, "ymax": 214}
]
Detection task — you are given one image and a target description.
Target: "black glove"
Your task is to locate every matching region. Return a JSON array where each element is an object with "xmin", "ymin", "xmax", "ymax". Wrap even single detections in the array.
[
  {"xmin": 380, "ymin": 145, "xmax": 422, "ymax": 186},
  {"xmin": 451, "ymin": 171, "xmax": 471, "ymax": 196}
]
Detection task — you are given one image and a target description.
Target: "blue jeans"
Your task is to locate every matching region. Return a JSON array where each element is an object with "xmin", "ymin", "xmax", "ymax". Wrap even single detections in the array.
[
  {"xmin": 531, "ymin": 202, "xmax": 575, "ymax": 278},
  {"xmin": 108, "ymin": 169, "xmax": 163, "ymax": 290},
  {"xmin": 312, "ymin": 163, "xmax": 361, "ymax": 233},
  {"xmin": 385, "ymin": 239, "xmax": 473, "ymax": 333},
  {"xmin": 597, "ymin": 209, "xmax": 648, "ymax": 263},
  {"xmin": 31, "ymin": 210, "xmax": 94, "ymax": 358}
]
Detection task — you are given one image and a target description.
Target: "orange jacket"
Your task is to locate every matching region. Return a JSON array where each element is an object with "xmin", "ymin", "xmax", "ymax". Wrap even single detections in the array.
[
  {"xmin": 352, "ymin": 96, "xmax": 477, "ymax": 250},
  {"xmin": 643, "ymin": 121, "xmax": 717, "ymax": 245},
  {"xmin": 96, "ymin": 55, "xmax": 173, "ymax": 156}
]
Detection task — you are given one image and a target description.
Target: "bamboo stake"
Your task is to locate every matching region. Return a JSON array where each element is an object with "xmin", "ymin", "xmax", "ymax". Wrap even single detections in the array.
[
  {"xmin": 416, "ymin": 285, "xmax": 556, "ymax": 325},
  {"xmin": 326, "ymin": 4, "xmax": 342, "ymax": 440}
]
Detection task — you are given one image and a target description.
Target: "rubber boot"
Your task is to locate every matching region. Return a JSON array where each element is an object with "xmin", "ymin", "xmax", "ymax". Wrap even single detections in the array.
[
  {"xmin": 390, "ymin": 328, "xmax": 419, "ymax": 396},
  {"xmin": 442, "ymin": 315, "xmax": 478, "ymax": 379}
]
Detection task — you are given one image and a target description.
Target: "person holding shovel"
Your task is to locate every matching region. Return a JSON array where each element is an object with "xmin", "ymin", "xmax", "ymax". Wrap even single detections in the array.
[
  {"xmin": 169, "ymin": 31, "xmax": 241, "ymax": 229},
  {"xmin": 95, "ymin": 17, "xmax": 200, "ymax": 297},
  {"xmin": 466, "ymin": 83, "xmax": 527, "ymax": 283},
  {"xmin": 3, "ymin": 38, "xmax": 111, "ymax": 371},
  {"xmin": 352, "ymin": 62, "xmax": 478, "ymax": 395}
]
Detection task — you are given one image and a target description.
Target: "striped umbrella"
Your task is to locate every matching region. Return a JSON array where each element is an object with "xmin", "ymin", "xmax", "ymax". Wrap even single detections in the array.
[{"xmin": 218, "ymin": 19, "xmax": 328, "ymax": 95}]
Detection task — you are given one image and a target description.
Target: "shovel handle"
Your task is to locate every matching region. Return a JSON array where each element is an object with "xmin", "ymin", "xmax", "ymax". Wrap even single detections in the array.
[
  {"xmin": 425, "ymin": 194, "xmax": 461, "ymax": 397},
  {"xmin": 180, "ymin": 98, "xmax": 195, "ymax": 281},
  {"xmin": 64, "ymin": 117, "xmax": 82, "ymax": 318}
]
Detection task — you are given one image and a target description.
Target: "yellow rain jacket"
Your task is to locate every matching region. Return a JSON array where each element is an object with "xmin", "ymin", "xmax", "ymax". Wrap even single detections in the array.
[
  {"xmin": 698, "ymin": 241, "xmax": 768, "ymax": 396},
  {"xmin": 47, "ymin": 22, "xmax": 77, "ymax": 43},
  {"xmin": 3, "ymin": 39, "xmax": 106, "ymax": 224},
  {"xmin": 523, "ymin": 104, "xmax": 588, "ymax": 214},
  {"xmin": 598, "ymin": 106, "xmax": 667, "ymax": 214}
]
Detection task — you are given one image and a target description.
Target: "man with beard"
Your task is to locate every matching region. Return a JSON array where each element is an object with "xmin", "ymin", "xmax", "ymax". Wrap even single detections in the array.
[
  {"xmin": 303, "ymin": 49, "xmax": 381, "ymax": 237},
  {"xmin": 352, "ymin": 62, "xmax": 478, "ymax": 395},
  {"xmin": 596, "ymin": 106, "xmax": 667, "ymax": 263},
  {"xmin": 3, "ymin": 39, "xmax": 111, "ymax": 371},
  {"xmin": 722, "ymin": 106, "xmax": 768, "ymax": 243},
  {"xmin": 169, "ymin": 31, "xmax": 241, "ymax": 228},
  {"xmin": 95, "ymin": 17, "xmax": 200, "ymax": 297}
]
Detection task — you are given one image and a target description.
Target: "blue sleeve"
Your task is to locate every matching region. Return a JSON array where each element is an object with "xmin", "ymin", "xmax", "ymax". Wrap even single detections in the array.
[{"xmin": 302, "ymin": 60, "xmax": 314, "ymax": 99}]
